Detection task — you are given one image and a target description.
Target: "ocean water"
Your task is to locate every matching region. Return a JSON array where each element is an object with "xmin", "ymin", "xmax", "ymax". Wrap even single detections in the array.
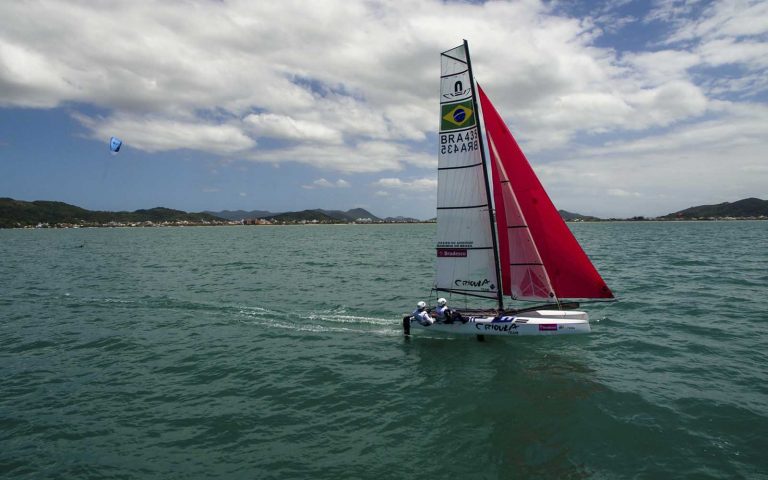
[{"xmin": 1, "ymin": 222, "xmax": 767, "ymax": 479}]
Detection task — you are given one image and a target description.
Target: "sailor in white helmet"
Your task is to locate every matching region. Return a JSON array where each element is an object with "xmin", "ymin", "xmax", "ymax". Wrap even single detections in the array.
[
  {"xmin": 435, "ymin": 298, "xmax": 450, "ymax": 323},
  {"xmin": 435, "ymin": 297, "xmax": 466, "ymax": 324},
  {"xmin": 412, "ymin": 301, "xmax": 434, "ymax": 326}
]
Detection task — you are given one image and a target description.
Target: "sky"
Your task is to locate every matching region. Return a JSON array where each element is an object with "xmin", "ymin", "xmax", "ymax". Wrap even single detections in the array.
[{"xmin": 1, "ymin": 0, "xmax": 767, "ymax": 220}]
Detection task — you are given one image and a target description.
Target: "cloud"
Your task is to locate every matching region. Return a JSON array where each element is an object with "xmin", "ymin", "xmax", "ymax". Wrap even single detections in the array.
[
  {"xmin": 302, "ymin": 178, "xmax": 350, "ymax": 189},
  {"xmin": 607, "ymin": 188, "xmax": 641, "ymax": 198},
  {"xmin": 0, "ymin": 0, "xmax": 725, "ymax": 160},
  {"xmin": 372, "ymin": 177, "xmax": 437, "ymax": 191},
  {"xmin": 659, "ymin": 0, "xmax": 768, "ymax": 43},
  {"xmin": 250, "ymin": 141, "xmax": 432, "ymax": 173},
  {"xmin": 1, "ymin": 0, "xmax": 767, "ymax": 216},
  {"xmin": 244, "ymin": 113, "xmax": 343, "ymax": 145},
  {"xmin": 650, "ymin": 0, "xmax": 768, "ymax": 72},
  {"xmin": 73, "ymin": 112, "xmax": 255, "ymax": 154},
  {"xmin": 532, "ymin": 102, "xmax": 768, "ymax": 217}
]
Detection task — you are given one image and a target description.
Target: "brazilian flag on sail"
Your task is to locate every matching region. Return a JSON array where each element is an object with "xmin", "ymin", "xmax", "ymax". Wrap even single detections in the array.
[{"xmin": 441, "ymin": 100, "xmax": 475, "ymax": 131}]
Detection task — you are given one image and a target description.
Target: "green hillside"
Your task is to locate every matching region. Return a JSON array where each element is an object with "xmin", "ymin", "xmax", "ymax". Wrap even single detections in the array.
[
  {"xmin": 663, "ymin": 198, "xmax": 768, "ymax": 219},
  {"xmin": 265, "ymin": 209, "xmax": 341, "ymax": 223},
  {"xmin": 559, "ymin": 210, "xmax": 601, "ymax": 221},
  {"xmin": 0, "ymin": 198, "xmax": 225, "ymax": 228},
  {"xmin": 263, "ymin": 208, "xmax": 383, "ymax": 223}
]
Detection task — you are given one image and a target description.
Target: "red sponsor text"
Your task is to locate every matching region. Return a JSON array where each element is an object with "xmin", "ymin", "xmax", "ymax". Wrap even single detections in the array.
[{"xmin": 437, "ymin": 248, "xmax": 468, "ymax": 258}]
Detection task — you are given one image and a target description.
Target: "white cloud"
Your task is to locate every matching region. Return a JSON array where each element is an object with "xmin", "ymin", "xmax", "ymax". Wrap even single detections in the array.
[
  {"xmin": 244, "ymin": 113, "xmax": 342, "ymax": 144},
  {"xmin": 1, "ymin": 0, "xmax": 722, "ymax": 159},
  {"xmin": 250, "ymin": 140, "xmax": 432, "ymax": 174},
  {"xmin": 533, "ymin": 103, "xmax": 768, "ymax": 217},
  {"xmin": 698, "ymin": 38, "xmax": 768, "ymax": 69},
  {"xmin": 607, "ymin": 188, "xmax": 641, "ymax": 198},
  {"xmin": 621, "ymin": 50, "xmax": 701, "ymax": 85},
  {"xmin": 661, "ymin": 0, "xmax": 768, "ymax": 43},
  {"xmin": 372, "ymin": 177, "xmax": 437, "ymax": 191},
  {"xmin": 1, "ymin": 0, "xmax": 767, "ymax": 215},
  {"xmin": 302, "ymin": 178, "xmax": 351, "ymax": 189},
  {"xmin": 73, "ymin": 112, "xmax": 255, "ymax": 154}
]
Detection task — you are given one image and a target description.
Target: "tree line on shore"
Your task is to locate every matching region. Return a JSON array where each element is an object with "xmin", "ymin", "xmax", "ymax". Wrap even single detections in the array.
[{"xmin": 2, "ymin": 197, "xmax": 766, "ymax": 229}]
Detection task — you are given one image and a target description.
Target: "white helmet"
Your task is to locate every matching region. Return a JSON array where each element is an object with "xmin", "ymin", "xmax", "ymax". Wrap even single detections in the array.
[
  {"xmin": 437, "ymin": 298, "xmax": 447, "ymax": 306},
  {"xmin": 416, "ymin": 301, "xmax": 427, "ymax": 309}
]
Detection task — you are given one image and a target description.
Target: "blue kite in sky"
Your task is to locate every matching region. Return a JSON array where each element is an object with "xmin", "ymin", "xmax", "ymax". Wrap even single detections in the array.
[{"xmin": 109, "ymin": 136, "xmax": 122, "ymax": 153}]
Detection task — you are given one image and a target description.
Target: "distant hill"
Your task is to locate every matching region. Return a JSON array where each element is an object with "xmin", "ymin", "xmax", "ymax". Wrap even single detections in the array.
[
  {"xmin": 318, "ymin": 208, "xmax": 381, "ymax": 222},
  {"xmin": 265, "ymin": 209, "xmax": 340, "ymax": 223},
  {"xmin": 260, "ymin": 208, "xmax": 383, "ymax": 223},
  {"xmin": 0, "ymin": 198, "xmax": 225, "ymax": 228},
  {"xmin": 0, "ymin": 198, "xmax": 413, "ymax": 227},
  {"xmin": 559, "ymin": 210, "xmax": 601, "ymax": 221},
  {"xmin": 383, "ymin": 216, "xmax": 424, "ymax": 223},
  {"xmin": 206, "ymin": 209, "xmax": 277, "ymax": 220},
  {"xmin": 662, "ymin": 198, "xmax": 768, "ymax": 219},
  {"xmin": 209, "ymin": 207, "xmax": 382, "ymax": 222}
]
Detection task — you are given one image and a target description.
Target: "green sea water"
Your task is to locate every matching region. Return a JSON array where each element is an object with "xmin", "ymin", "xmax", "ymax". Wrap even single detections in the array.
[{"xmin": 1, "ymin": 222, "xmax": 767, "ymax": 479}]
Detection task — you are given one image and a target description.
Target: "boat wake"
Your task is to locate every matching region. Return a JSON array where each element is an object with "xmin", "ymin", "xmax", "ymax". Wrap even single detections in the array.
[
  {"xmin": 55, "ymin": 292, "xmax": 401, "ymax": 336},
  {"xmin": 237, "ymin": 305, "xmax": 401, "ymax": 336}
]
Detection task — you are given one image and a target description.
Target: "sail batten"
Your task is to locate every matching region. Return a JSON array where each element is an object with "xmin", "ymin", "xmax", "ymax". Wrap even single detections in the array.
[
  {"xmin": 438, "ymin": 204, "xmax": 488, "ymax": 210},
  {"xmin": 438, "ymin": 162, "xmax": 484, "ymax": 171}
]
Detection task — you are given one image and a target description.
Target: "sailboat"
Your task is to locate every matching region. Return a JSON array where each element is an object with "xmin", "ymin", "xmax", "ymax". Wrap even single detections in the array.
[{"xmin": 404, "ymin": 41, "xmax": 614, "ymax": 337}]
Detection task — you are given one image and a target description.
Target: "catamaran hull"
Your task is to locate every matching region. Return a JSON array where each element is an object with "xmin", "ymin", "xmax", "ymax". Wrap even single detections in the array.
[{"xmin": 404, "ymin": 310, "xmax": 590, "ymax": 337}]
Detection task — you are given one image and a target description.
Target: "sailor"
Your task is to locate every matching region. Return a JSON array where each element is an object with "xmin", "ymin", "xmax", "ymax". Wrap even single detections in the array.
[
  {"xmin": 435, "ymin": 297, "xmax": 467, "ymax": 324},
  {"xmin": 435, "ymin": 297, "xmax": 451, "ymax": 323},
  {"xmin": 412, "ymin": 301, "xmax": 434, "ymax": 326}
]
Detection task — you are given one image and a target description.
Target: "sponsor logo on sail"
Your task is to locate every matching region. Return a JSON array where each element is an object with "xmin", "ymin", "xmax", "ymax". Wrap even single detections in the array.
[
  {"xmin": 437, "ymin": 248, "xmax": 467, "ymax": 257},
  {"xmin": 454, "ymin": 278, "xmax": 495, "ymax": 290},
  {"xmin": 443, "ymin": 90, "xmax": 471, "ymax": 99},
  {"xmin": 442, "ymin": 79, "xmax": 471, "ymax": 100},
  {"xmin": 441, "ymin": 101, "xmax": 475, "ymax": 131}
]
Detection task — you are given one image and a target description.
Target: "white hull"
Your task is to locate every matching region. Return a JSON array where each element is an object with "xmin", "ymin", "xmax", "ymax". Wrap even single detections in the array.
[{"xmin": 404, "ymin": 310, "xmax": 590, "ymax": 337}]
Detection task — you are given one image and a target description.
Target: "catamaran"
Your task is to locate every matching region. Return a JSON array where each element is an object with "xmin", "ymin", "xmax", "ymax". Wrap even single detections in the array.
[{"xmin": 404, "ymin": 41, "xmax": 614, "ymax": 338}]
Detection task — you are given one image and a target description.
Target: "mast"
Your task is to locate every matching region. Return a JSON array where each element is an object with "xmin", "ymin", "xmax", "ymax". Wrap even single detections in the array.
[{"xmin": 463, "ymin": 40, "xmax": 504, "ymax": 311}]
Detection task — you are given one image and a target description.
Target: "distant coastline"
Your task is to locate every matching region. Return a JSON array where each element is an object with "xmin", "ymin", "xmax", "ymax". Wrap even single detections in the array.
[
  {"xmin": 0, "ymin": 198, "xmax": 429, "ymax": 229},
  {"xmin": 1, "ymin": 197, "xmax": 766, "ymax": 229}
]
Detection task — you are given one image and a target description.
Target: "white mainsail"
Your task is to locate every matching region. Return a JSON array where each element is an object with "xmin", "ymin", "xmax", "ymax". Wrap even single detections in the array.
[{"xmin": 435, "ymin": 44, "xmax": 499, "ymax": 300}]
